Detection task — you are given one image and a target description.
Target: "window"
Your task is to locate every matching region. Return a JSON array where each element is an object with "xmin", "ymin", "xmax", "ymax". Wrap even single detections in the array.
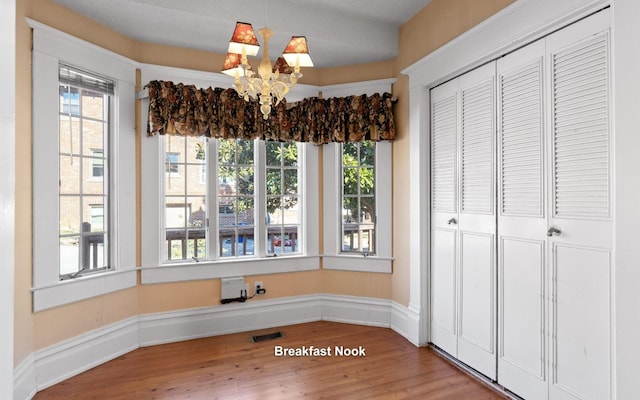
[
  {"xmin": 163, "ymin": 135, "xmax": 207, "ymax": 261},
  {"xmin": 341, "ymin": 142, "xmax": 376, "ymax": 254},
  {"xmin": 266, "ymin": 141, "xmax": 301, "ymax": 255},
  {"xmin": 31, "ymin": 20, "xmax": 136, "ymax": 312},
  {"xmin": 323, "ymin": 140, "xmax": 392, "ymax": 273},
  {"xmin": 159, "ymin": 137, "xmax": 303, "ymax": 263},
  {"xmin": 58, "ymin": 64, "xmax": 112, "ymax": 279},
  {"xmin": 217, "ymin": 139, "xmax": 255, "ymax": 257}
]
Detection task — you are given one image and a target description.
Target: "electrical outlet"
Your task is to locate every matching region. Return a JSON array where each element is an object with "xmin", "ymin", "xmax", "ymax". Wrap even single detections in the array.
[{"xmin": 254, "ymin": 281, "xmax": 266, "ymax": 295}]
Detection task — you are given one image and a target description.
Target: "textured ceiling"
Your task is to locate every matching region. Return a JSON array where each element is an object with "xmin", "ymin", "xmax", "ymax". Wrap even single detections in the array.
[{"xmin": 53, "ymin": 0, "xmax": 432, "ymax": 68}]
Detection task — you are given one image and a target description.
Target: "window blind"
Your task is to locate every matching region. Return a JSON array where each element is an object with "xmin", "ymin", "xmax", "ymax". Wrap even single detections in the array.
[{"xmin": 59, "ymin": 63, "xmax": 115, "ymax": 95}]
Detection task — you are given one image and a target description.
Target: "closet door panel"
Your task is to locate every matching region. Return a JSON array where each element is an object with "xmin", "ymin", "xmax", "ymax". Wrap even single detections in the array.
[
  {"xmin": 430, "ymin": 79, "xmax": 459, "ymax": 357},
  {"xmin": 430, "ymin": 228, "xmax": 458, "ymax": 356},
  {"xmin": 547, "ymin": 9, "xmax": 612, "ymax": 400},
  {"xmin": 497, "ymin": 38, "xmax": 548, "ymax": 400},
  {"xmin": 457, "ymin": 62, "xmax": 497, "ymax": 380},
  {"xmin": 501, "ymin": 237, "xmax": 545, "ymax": 376},
  {"xmin": 552, "ymin": 245, "xmax": 611, "ymax": 400},
  {"xmin": 458, "ymin": 232, "xmax": 496, "ymax": 377}
]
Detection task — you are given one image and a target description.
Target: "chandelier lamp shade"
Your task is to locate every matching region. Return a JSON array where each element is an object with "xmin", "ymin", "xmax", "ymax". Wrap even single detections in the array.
[{"xmin": 221, "ymin": 21, "xmax": 313, "ymax": 119}]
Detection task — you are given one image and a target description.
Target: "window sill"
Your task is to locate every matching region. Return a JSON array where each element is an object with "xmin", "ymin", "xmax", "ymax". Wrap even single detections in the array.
[
  {"xmin": 321, "ymin": 254, "xmax": 393, "ymax": 273},
  {"xmin": 141, "ymin": 255, "xmax": 321, "ymax": 284},
  {"xmin": 31, "ymin": 269, "xmax": 137, "ymax": 312}
]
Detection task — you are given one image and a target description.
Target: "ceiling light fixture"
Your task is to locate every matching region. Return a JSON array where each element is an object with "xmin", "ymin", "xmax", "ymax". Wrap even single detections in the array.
[{"xmin": 222, "ymin": 21, "xmax": 313, "ymax": 119}]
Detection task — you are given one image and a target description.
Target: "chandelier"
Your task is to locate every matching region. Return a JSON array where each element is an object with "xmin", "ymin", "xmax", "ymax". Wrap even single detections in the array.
[{"xmin": 221, "ymin": 21, "xmax": 313, "ymax": 119}]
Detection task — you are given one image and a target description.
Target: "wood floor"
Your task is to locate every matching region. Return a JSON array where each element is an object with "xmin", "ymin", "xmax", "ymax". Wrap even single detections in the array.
[{"xmin": 34, "ymin": 321, "xmax": 508, "ymax": 400}]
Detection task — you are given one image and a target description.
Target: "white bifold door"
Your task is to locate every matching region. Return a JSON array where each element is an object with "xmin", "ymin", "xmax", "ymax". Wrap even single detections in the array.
[
  {"xmin": 431, "ymin": 8, "xmax": 613, "ymax": 400},
  {"xmin": 430, "ymin": 62, "xmax": 497, "ymax": 380},
  {"xmin": 497, "ymin": 9, "xmax": 613, "ymax": 400}
]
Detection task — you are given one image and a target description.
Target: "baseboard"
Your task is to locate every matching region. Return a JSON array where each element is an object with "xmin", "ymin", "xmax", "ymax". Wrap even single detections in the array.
[
  {"xmin": 35, "ymin": 317, "xmax": 139, "ymax": 392},
  {"xmin": 138, "ymin": 294, "xmax": 325, "ymax": 346},
  {"xmin": 15, "ymin": 294, "xmax": 417, "ymax": 399},
  {"xmin": 13, "ymin": 355, "xmax": 36, "ymax": 400}
]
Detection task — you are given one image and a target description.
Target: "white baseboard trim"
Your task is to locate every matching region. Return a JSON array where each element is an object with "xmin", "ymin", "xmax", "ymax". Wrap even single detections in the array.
[
  {"xmin": 13, "ymin": 355, "xmax": 36, "ymax": 400},
  {"xmin": 138, "ymin": 294, "xmax": 325, "ymax": 346},
  {"xmin": 14, "ymin": 294, "xmax": 419, "ymax": 399}
]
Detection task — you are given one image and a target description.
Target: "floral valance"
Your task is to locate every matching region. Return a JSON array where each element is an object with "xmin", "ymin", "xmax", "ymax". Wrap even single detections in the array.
[{"xmin": 146, "ymin": 80, "xmax": 396, "ymax": 144}]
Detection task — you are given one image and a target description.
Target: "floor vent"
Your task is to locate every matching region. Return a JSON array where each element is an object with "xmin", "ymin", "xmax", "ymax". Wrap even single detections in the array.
[{"xmin": 252, "ymin": 331, "xmax": 284, "ymax": 342}]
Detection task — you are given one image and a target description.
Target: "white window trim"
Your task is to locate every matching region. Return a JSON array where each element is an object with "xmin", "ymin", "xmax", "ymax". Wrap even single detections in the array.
[
  {"xmin": 30, "ymin": 19, "xmax": 137, "ymax": 312},
  {"xmin": 321, "ymin": 78, "xmax": 395, "ymax": 273},
  {"xmin": 140, "ymin": 64, "xmax": 321, "ymax": 284}
]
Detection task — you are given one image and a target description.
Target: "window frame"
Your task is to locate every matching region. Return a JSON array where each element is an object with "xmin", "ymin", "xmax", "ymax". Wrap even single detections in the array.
[
  {"xmin": 323, "ymin": 141, "xmax": 393, "ymax": 273},
  {"xmin": 321, "ymin": 80, "xmax": 395, "ymax": 273},
  {"xmin": 30, "ymin": 20, "xmax": 137, "ymax": 312},
  {"xmin": 140, "ymin": 64, "xmax": 321, "ymax": 284}
]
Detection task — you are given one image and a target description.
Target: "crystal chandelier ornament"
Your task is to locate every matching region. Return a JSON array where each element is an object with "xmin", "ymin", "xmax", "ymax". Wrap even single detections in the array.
[{"xmin": 221, "ymin": 21, "xmax": 313, "ymax": 119}]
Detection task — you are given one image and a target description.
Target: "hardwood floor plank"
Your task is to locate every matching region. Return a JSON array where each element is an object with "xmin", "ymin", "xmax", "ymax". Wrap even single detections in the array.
[{"xmin": 34, "ymin": 321, "xmax": 508, "ymax": 400}]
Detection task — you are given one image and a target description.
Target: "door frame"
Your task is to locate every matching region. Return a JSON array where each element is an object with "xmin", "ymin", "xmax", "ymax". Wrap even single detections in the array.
[{"xmin": 0, "ymin": 0, "xmax": 16, "ymax": 398}]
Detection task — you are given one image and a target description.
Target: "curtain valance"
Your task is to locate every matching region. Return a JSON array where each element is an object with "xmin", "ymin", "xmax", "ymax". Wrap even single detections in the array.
[{"xmin": 146, "ymin": 80, "xmax": 396, "ymax": 144}]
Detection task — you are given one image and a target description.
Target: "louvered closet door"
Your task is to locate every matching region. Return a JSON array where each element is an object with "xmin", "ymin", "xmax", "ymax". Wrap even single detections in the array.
[
  {"xmin": 430, "ymin": 78, "xmax": 459, "ymax": 358},
  {"xmin": 497, "ymin": 39, "xmax": 549, "ymax": 400},
  {"xmin": 456, "ymin": 62, "xmax": 497, "ymax": 380},
  {"xmin": 430, "ymin": 62, "xmax": 497, "ymax": 379},
  {"xmin": 547, "ymin": 10, "xmax": 613, "ymax": 400}
]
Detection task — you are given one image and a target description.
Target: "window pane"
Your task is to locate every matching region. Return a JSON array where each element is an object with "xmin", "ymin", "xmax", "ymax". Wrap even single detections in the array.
[
  {"xmin": 236, "ymin": 140, "xmax": 254, "ymax": 165},
  {"xmin": 283, "ymin": 169, "xmax": 298, "ymax": 194},
  {"xmin": 59, "ymin": 85, "xmax": 80, "ymax": 116},
  {"xmin": 342, "ymin": 197, "xmax": 357, "ymax": 224},
  {"xmin": 188, "ymin": 196, "xmax": 206, "ymax": 228},
  {"xmin": 82, "ymin": 119, "xmax": 105, "ymax": 156},
  {"xmin": 186, "ymin": 165, "xmax": 206, "ymax": 196},
  {"xmin": 341, "ymin": 141, "xmax": 376, "ymax": 254},
  {"xmin": 60, "ymin": 196, "xmax": 81, "ymax": 234},
  {"xmin": 217, "ymin": 139, "xmax": 255, "ymax": 258},
  {"xmin": 83, "ymin": 197, "xmax": 105, "ymax": 232},
  {"xmin": 267, "ymin": 197, "xmax": 283, "ymax": 225},
  {"xmin": 81, "ymin": 89, "xmax": 105, "ymax": 119},
  {"xmin": 343, "ymin": 167, "xmax": 358, "ymax": 195},
  {"xmin": 91, "ymin": 150, "xmax": 104, "ymax": 178},
  {"xmin": 266, "ymin": 141, "xmax": 281, "ymax": 166},
  {"xmin": 359, "ymin": 141, "xmax": 375, "ymax": 165},
  {"xmin": 59, "ymin": 156, "xmax": 80, "ymax": 194},
  {"xmin": 165, "ymin": 201, "xmax": 187, "ymax": 229},
  {"xmin": 163, "ymin": 135, "xmax": 209, "ymax": 261},
  {"xmin": 266, "ymin": 170, "xmax": 281, "ymax": 195},
  {"xmin": 58, "ymin": 67, "xmax": 112, "ymax": 278},
  {"xmin": 59, "ymin": 116, "xmax": 80, "ymax": 155},
  {"xmin": 266, "ymin": 141, "xmax": 301, "ymax": 256},
  {"xmin": 282, "ymin": 143, "xmax": 298, "ymax": 167},
  {"xmin": 359, "ymin": 167, "xmax": 375, "ymax": 195},
  {"xmin": 84, "ymin": 157, "xmax": 105, "ymax": 192},
  {"xmin": 218, "ymin": 140, "xmax": 236, "ymax": 164},
  {"xmin": 186, "ymin": 136, "xmax": 205, "ymax": 162},
  {"xmin": 237, "ymin": 166, "xmax": 254, "ymax": 195},
  {"xmin": 60, "ymin": 236, "xmax": 79, "ymax": 276},
  {"xmin": 236, "ymin": 197, "xmax": 254, "ymax": 226},
  {"xmin": 361, "ymin": 197, "xmax": 375, "ymax": 224}
]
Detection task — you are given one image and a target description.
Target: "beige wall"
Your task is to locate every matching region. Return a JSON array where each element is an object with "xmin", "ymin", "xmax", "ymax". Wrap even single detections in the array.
[
  {"xmin": 389, "ymin": 0, "xmax": 515, "ymax": 306},
  {"xmin": 14, "ymin": 0, "xmax": 514, "ymax": 368}
]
